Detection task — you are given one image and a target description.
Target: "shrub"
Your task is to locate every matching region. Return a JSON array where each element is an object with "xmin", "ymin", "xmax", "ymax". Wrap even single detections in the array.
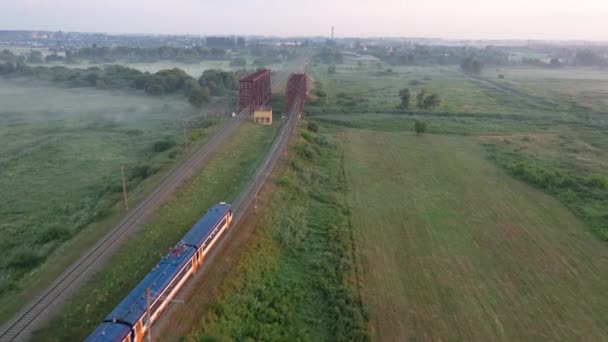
[
  {"xmin": 586, "ymin": 175, "xmax": 607, "ymax": 189},
  {"xmin": 152, "ymin": 140, "xmax": 175, "ymax": 152},
  {"xmin": 307, "ymin": 121, "xmax": 319, "ymax": 133},
  {"xmin": 414, "ymin": 121, "xmax": 427, "ymax": 134},
  {"xmin": 130, "ymin": 164, "xmax": 151, "ymax": 180}
]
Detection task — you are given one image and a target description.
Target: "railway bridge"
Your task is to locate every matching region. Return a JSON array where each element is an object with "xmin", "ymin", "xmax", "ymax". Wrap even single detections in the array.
[{"xmin": 237, "ymin": 69, "xmax": 307, "ymax": 116}]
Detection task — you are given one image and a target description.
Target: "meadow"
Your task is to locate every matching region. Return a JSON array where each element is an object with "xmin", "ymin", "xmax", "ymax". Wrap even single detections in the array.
[
  {"xmin": 0, "ymin": 78, "xmax": 224, "ymax": 321},
  {"xmin": 343, "ymin": 130, "xmax": 608, "ymax": 340}
]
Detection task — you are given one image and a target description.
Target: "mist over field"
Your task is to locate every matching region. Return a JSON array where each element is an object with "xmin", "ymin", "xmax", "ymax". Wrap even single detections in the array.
[
  {"xmin": 0, "ymin": 78, "xmax": 192, "ymax": 125},
  {"xmin": 0, "ymin": 77, "xmax": 219, "ymax": 303}
]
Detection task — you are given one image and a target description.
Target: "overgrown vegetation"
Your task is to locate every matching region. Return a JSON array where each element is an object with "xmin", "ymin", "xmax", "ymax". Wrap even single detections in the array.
[
  {"xmin": 486, "ymin": 144, "xmax": 608, "ymax": 240},
  {"xmin": 188, "ymin": 124, "xmax": 368, "ymax": 341}
]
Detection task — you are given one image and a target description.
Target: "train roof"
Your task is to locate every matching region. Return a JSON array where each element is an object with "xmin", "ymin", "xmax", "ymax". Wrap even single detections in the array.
[
  {"xmin": 85, "ymin": 321, "xmax": 131, "ymax": 342},
  {"xmin": 99, "ymin": 203, "xmax": 231, "ymax": 326},
  {"xmin": 181, "ymin": 202, "xmax": 231, "ymax": 247},
  {"xmin": 103, "ymin": 242, "xmax": 195, "ymax": 326}
]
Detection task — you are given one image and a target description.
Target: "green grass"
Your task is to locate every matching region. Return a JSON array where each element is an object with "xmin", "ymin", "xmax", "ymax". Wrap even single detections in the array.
[
  {"xmin": 343, "ymin": 129, "xmax": 608, "ymax": 340},
  {"xmin": 308, "ymin": 62, "xmax": 577, "ymax": 118},
  {"xmin": 31, "ymin": 121, "xmax": 278, "ymax": 341},
  {"xmin": 0, "ymin": 79, "xmax": 233, "ymax": 318},
  {"xmin": 483, "ymin": 131, "xmax": 608, "ymax": 240},
  {"xmin": 184, "ymin": 125, "xmax": 368, "ymax": 341},
  {"xmin": 480, "ymin": 66, "xmax": 608, "ymax": 113}
]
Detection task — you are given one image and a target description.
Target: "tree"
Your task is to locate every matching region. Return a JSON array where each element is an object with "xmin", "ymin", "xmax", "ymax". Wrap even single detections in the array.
[
  {"xmin": 398, "ymin": 88, "xmax": 411, "ymax": 108},
  {"xmin": 27, "ymin": 50, "xmax": 44, "ymax": 64},
  {"xmin": 414, "ymin": 121, "xmax": 427, "ymax": 134},
  {"xmin": 416, "ymin": 90, "xmax": 427, "ymax": 108},
  {"xmin": 422, "ymin": 93, "xmax": 441, "ymax": 109},
  {"xmin": 461, "ymin": 57, "xmax": 484, "ymax": 74},
  {"xmin": 328, "ymin": 65, "xmax": 337, "ymax": 74},
  {"xmin": 198, "ymin": 69, "xmax": 239, "ymax": 96},
  {"xmin": 415, "ymin": 90, "xmax": 441, "ymax": 109},
  {"xmin": 188, "ymin": 85, "xmax": 211, "ymax": 107}
]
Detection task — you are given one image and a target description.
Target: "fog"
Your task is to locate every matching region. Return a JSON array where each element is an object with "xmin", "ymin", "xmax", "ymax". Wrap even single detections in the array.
[{"xmin": 0, "ymin": 78, "xmax": 192, "ymax": 127}]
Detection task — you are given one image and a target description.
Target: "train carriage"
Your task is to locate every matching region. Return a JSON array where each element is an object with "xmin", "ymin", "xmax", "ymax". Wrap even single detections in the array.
[{"xmin": 86, "ymin": 203, "xmax": 233, "ymax": 342}]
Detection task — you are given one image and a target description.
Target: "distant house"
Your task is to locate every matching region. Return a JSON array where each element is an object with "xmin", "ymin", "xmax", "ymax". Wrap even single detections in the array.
[{"xmin": 253, "ymin": 106, "xmax": 272, "ymax": 125}]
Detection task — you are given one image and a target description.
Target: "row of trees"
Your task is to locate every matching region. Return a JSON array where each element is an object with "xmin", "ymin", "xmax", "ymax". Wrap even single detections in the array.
[
  {"xmin": 0, "ymin": 60, "xmax": 245, "ymax": 107},
  {"xmin": 0, "ymin": 46, "xmax": 234, "ymax": 66},
  {"xmin": 74, "ymin": 45, "xmax": 231, "ymax": 64},
  {"xmin": 399, "ymin": 88, "xmax": 441, "ymax": 109}
]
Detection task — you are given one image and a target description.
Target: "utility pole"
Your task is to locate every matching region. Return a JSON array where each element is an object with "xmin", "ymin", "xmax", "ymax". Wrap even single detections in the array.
[
  {"xmin": 254, "ymin": 172, "xmax": 258, "ymax": 215},
  {"xmin": 146, "ymin": 288, "xmax": 152, "ymax": 342},
  {"xmin": 121, "ymin": 164, "xmax": 129, "ymax": 211},
  {"xmin": 182, "ymin": 120, "xmax": 189, "ymax": 155}
]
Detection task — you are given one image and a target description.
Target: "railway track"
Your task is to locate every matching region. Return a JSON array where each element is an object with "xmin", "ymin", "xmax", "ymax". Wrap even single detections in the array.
[
  {"xmin": 152, "ymin": 96, "xmax": 301, "ymax": 339},
  {"xmin": 0, "ymin": 109, "xmax": 248, "ymax": 342}
]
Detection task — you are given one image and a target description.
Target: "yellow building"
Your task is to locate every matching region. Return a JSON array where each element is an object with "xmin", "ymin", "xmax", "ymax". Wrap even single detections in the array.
[{"xmin": 253, "ymin": 106, "xmax": 272, "ymax": 125}]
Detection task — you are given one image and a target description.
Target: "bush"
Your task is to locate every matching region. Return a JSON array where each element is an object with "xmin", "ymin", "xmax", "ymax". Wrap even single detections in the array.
[
  {"xmin": 414, "ymin": 121, "xmax": 427, "ymax": 134},
  {"xmin": 188, "ymin": 84, "xmax": 211, "ymax": 107},
  {"xmin": 130, "ymin": 164, "xmax": 151, "ymax": 180},
  {"xmin": 586, "ymin": 175, "xmax": 607, "ymax": 189},
  {"xmin": 307, "ymin": 121, "xmax": 319, "ymax": 133},
  {"xmin": 152, "ymin": 140, "xmax": 176, "ymax": 152}
]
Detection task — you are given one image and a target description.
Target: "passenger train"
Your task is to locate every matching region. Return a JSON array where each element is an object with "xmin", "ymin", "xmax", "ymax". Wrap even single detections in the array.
[{"xmin": 85, "ymin": 202, "xmax": 233, "ymax": 342}]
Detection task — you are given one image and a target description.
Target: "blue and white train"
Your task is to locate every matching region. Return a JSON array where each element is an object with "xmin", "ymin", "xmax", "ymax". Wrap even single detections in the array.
[{"xmin": 85, "ymin": 202, "xmax": 233, "ymax": 342}]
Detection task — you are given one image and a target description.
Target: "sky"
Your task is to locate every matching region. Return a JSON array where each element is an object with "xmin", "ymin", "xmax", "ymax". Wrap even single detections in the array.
[{"xmin": 1, "ymin": 0, "xmax": 607, "ymax": 41}]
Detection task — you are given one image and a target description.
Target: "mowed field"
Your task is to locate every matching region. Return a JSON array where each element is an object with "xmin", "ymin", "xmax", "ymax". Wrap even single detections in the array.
[{"xmin": 343, "ymin": 129, "xmax": 608, "ymax": 341}]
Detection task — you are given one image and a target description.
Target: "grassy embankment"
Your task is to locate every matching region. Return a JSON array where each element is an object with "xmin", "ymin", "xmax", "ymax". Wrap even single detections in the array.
[
  {"xmin": 0, "ymin": 80, "xmax": 227, "ymax": 321},
  {"xmin": 182, "ymin": 123, "xmax": 368, "ymax": 341},
  {"xmin": 33, "ymin": 121, "xmax": 277, "ymax": 341}
]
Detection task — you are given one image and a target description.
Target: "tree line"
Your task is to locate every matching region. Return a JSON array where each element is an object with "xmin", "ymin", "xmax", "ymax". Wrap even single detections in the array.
[
  {"xmin": 0, "ymin": 58, "xmax": 246, "ymax": 107},
  {"xmin": 0, "ymin": 46, "xmax": 232, "ymax": 66}
]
